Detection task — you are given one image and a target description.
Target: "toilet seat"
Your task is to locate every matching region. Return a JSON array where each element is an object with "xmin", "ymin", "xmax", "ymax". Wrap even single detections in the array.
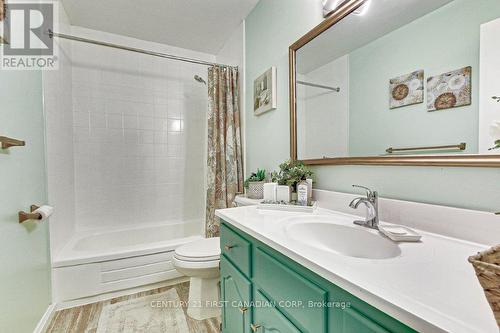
[
  {"xmin": 172, "ymin": 256, "xmax": 219, "ymax": 270},
  {"xmin": 174, "ymin": 237, "xmax": 221, "ymax": 262}
]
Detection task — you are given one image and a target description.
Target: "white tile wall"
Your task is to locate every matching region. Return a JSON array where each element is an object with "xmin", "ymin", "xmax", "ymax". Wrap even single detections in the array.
[
  {"xmin": 70, "ymin": 27, "xmax": 213, "ymax": 230},
  {"xmin": 43, "ymin": 4, "xmax": 75, "ymax": 258}
]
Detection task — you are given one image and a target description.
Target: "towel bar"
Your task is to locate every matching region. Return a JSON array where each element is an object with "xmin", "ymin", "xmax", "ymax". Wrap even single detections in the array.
[
  {"xmin": 0, "ymin": 136, "xmax": 25, "ymax": 149},
  {"xmin": 386, "ymin": 143, "xmax": 466, "ymax": 154}
]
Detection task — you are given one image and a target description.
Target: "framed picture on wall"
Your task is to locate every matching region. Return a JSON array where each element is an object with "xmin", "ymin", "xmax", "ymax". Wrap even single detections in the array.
[
  {"xmin": 427, "ymin": 66, "xmax": 472, "ymax": 112},
  {"xmin": 254, "ymin": 66, "xmax": 277, "ymax": 116},
  {"xmin": 389, "ymin": 70, "xmax": 424, "ymax": 109}
]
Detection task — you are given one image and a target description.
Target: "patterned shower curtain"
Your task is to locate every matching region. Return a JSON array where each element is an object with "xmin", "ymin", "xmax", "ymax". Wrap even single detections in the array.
[{"xmin": 205, "ymin": 66, "xmax": 244, "ymax": 238}]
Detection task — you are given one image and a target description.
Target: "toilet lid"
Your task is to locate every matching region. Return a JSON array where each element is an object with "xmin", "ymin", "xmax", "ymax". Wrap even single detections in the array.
[{"xmin": 175, "ymin": 237, "xmax": 221, "ymax": 262}]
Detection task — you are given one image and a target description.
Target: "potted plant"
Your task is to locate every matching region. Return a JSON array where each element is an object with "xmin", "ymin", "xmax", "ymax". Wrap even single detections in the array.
[
  {"xmin": 271, "ymin": 160, "xmax": 313, "ymax": 201},
  {"xmin": 244, "ymin": 169, "xmax": 267, "ymax": 199}
]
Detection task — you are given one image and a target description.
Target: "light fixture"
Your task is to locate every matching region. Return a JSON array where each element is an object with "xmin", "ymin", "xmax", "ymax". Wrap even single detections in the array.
[{"xmin": 322, "ymin": 0, "xmax": 372, "ymax": 18}]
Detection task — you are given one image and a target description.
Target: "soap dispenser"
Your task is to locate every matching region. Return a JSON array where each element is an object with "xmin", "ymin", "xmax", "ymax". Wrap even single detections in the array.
[{"xmin": 297, "ymin": 180, "xmax": 309, "ymax": 206}]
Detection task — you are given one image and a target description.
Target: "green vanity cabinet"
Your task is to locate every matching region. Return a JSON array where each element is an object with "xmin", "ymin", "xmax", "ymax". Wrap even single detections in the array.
[
  {"xmin": 252, "ymin": 289, "xmax": 302, "ymax": 333},
  {"xmin": 220, "ymin": 221, "xmax": 418, "ymax": 333},
  {"xmin": 221, "ymin": 223, "xmax": 252, "ymax": 277},
  {"xmin": 253, "ymin": 247, "xmax": 328, "ymax": 332},
  {"xmin": 221, "ymin": 257, "xmax": 252, "ymax": 333}
]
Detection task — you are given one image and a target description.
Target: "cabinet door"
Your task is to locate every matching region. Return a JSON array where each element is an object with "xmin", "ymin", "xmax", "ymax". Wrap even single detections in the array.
[
  {"xmin": 221, "ymin": 223, "xmax": 252, "ymax": 276},
  {"xmin": 251, "ymin": 289, "xmax": 301, "ymax": 333},
  {"xmin": 253, "ymin": 247, "xmax": 327, "ymax": 332},
  {"xmin": 221, "ymin": 257, "xmax": 252, "ymax": 333}
]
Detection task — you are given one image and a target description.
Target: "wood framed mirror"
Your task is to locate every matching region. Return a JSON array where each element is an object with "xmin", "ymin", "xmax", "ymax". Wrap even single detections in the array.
[{"xmin": 289, "ymin": 0, "xmax": 500, "ymax": 167}]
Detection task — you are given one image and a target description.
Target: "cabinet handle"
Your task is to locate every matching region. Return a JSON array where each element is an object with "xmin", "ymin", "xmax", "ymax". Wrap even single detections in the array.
[
  {"xmin": 239, "ymin": 306, "xmax": 248, "ymax": 314},
  {"xmin": 224, "ymin": 244, "xmax": 235, "ymax": 251},
  {"xmin": 250, "ymin": 324, "xmax": 261, "ymax": 332}
]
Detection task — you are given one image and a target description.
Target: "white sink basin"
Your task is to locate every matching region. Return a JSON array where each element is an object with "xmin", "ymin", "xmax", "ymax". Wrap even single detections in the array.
[{"xmin": 285, "ymin": 216, "xmax": 401, "ymax": 259}]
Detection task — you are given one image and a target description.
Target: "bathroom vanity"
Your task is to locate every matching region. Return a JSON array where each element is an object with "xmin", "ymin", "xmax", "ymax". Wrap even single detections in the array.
[
  {"xmin": 219, "ymin": 221, "xmax": 415, "ymax": 333},
  {"xmin": 216, "ymin": 199, "xmax": 498, "ymax": 333}
]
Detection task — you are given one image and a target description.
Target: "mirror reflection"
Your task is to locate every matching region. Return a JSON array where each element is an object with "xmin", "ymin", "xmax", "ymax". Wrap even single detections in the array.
[{"xmin": 296, "ymin": 0, "xmax": 500, "ymax": 160}]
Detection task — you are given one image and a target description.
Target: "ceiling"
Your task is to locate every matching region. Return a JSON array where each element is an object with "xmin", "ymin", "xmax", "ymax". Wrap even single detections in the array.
[
  {"xmin": 61, "ymin": 0, "xmax": 259, "ymax": 55},
  {"xmin": 298, "ymin": 0, "xmax": 454, "ymax": 73}
]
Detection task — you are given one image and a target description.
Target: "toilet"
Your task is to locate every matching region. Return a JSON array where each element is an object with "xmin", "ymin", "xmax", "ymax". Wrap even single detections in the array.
[
  {"xmin": 173, "ymin": 237, "xmax": 221, "ymax": 320},
  {"xmin": 173, "ymin": 195, "xmax": 256, "ymax": 320}
]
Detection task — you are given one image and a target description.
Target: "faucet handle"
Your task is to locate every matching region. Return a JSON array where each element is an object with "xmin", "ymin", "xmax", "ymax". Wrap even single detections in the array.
[{"xmin": 352, "ymin": 185, "xmax": 375, "ymax": 198}]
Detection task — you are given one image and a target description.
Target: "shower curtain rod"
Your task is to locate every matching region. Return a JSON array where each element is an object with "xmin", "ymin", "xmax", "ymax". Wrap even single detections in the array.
[
  {"xmin": 48, "ymin": 30, "xmax": 238, "ymax": 69},
  {"xmin": 297, "ymin": 80, "xmax": 340, "ymax": 92}
]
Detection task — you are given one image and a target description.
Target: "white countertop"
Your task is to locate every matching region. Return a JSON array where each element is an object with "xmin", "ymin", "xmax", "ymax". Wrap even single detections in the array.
[{"xmin": 215, "ymin": 206, "xmax": 498, "ymax": 333}]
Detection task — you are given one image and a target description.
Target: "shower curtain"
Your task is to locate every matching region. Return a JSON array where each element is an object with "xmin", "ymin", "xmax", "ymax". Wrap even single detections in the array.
[{"xmin": 205, "ymin": 66, "xmax": 244, "ymax": 238}]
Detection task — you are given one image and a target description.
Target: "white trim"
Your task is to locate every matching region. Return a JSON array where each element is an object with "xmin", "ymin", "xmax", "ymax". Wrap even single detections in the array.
[
  {"xmin": 55, "ymin": 277, "xmax": 189, "ymax": 311},
  {"xmin": 33, "ymin": 303, "xmax": 56, "ymax": 333}
]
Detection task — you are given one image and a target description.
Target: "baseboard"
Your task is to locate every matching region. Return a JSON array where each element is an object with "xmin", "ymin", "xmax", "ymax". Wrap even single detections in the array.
[
  {"xmin": 55, "ymin": 276, "xmax": 189, "ymax": 311},
  {"xmin": 33, "ymin": 303, "xmax": 56, "ymax": 333}
]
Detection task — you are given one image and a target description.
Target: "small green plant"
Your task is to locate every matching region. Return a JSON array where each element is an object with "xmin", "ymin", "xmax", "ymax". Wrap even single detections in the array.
[
  {"xmin": 271, "ymin": 160, "xmax": 313, "ymax": 191},
  {"xmin": 244, "ymin": 169, "xmax": 266, "ymax": 189},
  {"xmin": 488, "ymin": 139, "xmax": 500, "ymax": 151}
]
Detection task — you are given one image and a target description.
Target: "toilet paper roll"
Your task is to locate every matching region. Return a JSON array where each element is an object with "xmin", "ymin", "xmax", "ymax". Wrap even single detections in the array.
[{"xmin": 33, "ymin": 205, "xmax": 54, "ymax": 221}]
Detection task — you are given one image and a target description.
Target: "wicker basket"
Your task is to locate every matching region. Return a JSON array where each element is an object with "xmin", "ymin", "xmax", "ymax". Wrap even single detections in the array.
[
  {"xmin": 468, "ymin": 245, "xmax": 500, "ymax": 326},
  {"xmin": 247, "ymin": 181, "xmax": 264, "ymax": 199}
]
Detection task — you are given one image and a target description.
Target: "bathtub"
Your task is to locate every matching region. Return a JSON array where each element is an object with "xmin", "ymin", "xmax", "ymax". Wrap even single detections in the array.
[{"xmin": 52, "ymin": 221, "xmax": 203, "ymax": 302}]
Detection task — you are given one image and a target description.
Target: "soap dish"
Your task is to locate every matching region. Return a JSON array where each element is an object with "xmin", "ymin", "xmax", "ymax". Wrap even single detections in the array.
[
  {"xmin": 379, "ymin": 225, "xmax": 422, "ymax": 242},
  {"xmin": 257, "ymin": 201, "xmax": 318, "ymax": 213}
]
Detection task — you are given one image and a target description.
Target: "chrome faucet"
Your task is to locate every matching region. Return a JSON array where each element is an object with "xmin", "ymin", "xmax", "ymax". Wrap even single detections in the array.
[{"xmin": 349, "ymin": 185, "xmax": 379, "ymax": 229}]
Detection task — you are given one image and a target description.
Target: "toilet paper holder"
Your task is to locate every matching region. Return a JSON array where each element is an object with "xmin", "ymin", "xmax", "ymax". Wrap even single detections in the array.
[{"xmin": 19, "ymin": 205, "xmax": 42, "ymax": 224}]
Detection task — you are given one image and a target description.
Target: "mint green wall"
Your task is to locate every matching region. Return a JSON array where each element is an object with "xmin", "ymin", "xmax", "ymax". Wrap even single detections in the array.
[
  {"xmin": 0, "ymin": 71, "xmax": 51, "ymax": 332},
  {"xmin": 245, "ymin": 0, "xmax": 500, "ymax": 212},
  {"xmin": 349, "ymin": 0, "xmax": 500, "ymax": 156}
]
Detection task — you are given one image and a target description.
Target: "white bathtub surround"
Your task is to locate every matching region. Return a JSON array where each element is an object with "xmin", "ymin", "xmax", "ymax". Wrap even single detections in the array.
[
  {"xmin": 215, "ymin": 191, "xmax": 499, "ymax": 333},
  {"xmin": 44, "ymin": 25, "xmax": 216, "ymax": 301},
  {"xmin": 172, "ymin": 237, "xmax": 221, "ymax": 320},
  {"xmin": 43, "ymin": 3, "xmax": 76, "ymax": 259},
  {"xmin": 52, "ymin": 221, "xmax": 202, "ymax": 302},
  {"xmin": 71, "ymin": 26, "xmax": 211, "ymax": 231}
]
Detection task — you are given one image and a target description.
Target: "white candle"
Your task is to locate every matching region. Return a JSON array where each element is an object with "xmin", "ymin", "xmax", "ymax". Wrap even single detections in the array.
[
  {"xmin": 276, "ymin": 185, "xmax": 291, "ymax": 202},
  {"xmin": 263, "ymin": 183, "xmax": 277, "ymax": 201}
]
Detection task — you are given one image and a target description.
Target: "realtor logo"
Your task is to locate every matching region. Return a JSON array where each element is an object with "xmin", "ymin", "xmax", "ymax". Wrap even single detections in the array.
[{"xmin": 1, "ymin": 1, "xmax": 58, "ymax": 70}]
